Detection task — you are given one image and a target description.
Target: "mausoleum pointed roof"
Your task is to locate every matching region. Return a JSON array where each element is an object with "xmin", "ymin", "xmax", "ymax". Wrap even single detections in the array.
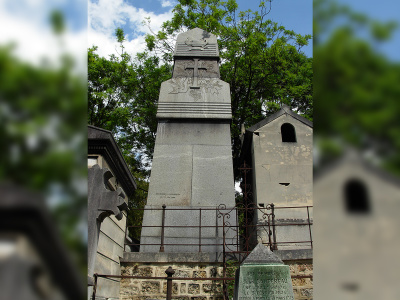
[
  {"xmin": 247, "ymin": 104, "xmax": 313, "ymax": 133},
  {"xmin": 174, "ymin": 28, "xmax": 219, "ymax": 59}
]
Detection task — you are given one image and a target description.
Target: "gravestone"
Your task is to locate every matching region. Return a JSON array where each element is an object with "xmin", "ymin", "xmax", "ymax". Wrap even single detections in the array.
[
  {"xmin": 140, "ymin": 28, "xmax": 236, "ymax": 254},
  {"xmin": 234, "ymin": 243, "xmax": 294, "ymax": 300}
]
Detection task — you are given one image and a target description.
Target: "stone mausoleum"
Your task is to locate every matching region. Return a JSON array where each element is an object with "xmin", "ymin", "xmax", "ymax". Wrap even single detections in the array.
[
  {"xmin": 240, "ymin": 105, "xmax": 313, "ymax": 251},
  {"xmin": 88, "ymin": 125, "xmax": 137, "ymax": 300}
]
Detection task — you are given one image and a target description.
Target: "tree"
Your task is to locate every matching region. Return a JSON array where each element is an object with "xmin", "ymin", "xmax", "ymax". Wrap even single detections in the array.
[
  {"xmin": 88, "ymin": 42, "xmax": 172, "ymax": 174},
  {"xmin": 314, "ymin": 0, "xmax": 400, "ymax": 175}
]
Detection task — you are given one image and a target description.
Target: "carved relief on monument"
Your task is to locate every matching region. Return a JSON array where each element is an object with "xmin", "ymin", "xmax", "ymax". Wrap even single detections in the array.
[
  {"xmin": 168, "ymin": 77, "xmax": 223, "ymax": 101},
  {"xmin": 173, "ymin": 59, "xmax": 220, "ymax": 79},
  {"xmin": 174, "ymin": 31, "xmax": 218, "ymax": 57}
]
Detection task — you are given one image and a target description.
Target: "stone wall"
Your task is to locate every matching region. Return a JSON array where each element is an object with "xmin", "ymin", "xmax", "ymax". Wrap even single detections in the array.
[
  {"xmin": 120, "ymin": 263, "xmax": 224, "ymax": 300},
  {"xmin": 119, "ymin": 260, "xmax": 313, "ymax": 300},
  {"xmin": 289, "ymin": 261, "xmax": 313, "ymax": 300}
]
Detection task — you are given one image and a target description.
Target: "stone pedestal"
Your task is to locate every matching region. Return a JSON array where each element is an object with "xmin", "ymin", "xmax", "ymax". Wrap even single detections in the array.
[{"xmin": 140, "ymin": 28, "xmax": 236, "ymax": 254}]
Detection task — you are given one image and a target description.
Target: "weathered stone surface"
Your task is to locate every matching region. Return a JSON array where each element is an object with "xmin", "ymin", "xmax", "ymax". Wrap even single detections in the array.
[
  {"xmin": 163, "ymin": 282, "xmax": 179, "ymax": 294},
  {"xmin": 192, "ymin": 145, "xmax": 235, "ymax": 206},
  {"xmin": 146, "ymin": 145, "xmax": 193, "ymax": 207},
  {"xmin": 173, "ymin": 59, "xmax": 220, "ymax": 79},
  {"xmin": 122, "ymin": 252, "xmax": 220, "ymax": 263},
  {"xmin": 157, "ymin": 79, "xmax": 231, "ymax": 119},
  {"xmin": 188, "ymin": 284, "xmax": 200, "ymax": 294},
  {"xmin": 203, "ymin": 283, "xmax": 222, "ymax": 293},
  {"xmin": 95, "ymin": 277, "xmax": 121, "ymax": 299},
  {"xmin": 300, "ymin": 288, "xmax": 312, "ymax": 297},
  {"xmin": 274, "ymin": 249, "xmax": 313, "ymax": 261},
  {"xmin": 133, "ymin": 266, "xmax": 154, "ymax": 277},
  {"xmin": 155, "ymin": 121, "xmax": 231, "ymax": 146},
  {"xmin": 242, "ymin": 243, "xmax": 284, "ymax": 265},
  {"xmin": 193, "ymin": 270, "xmax": 206, "ymax": 278},
  {"xmin": 174, "ymin": 27, "xmax": 219, "ymax": 58},
  {"xmin": 141, "ymin": 281, "xmax": 160, "ymax": 294}
]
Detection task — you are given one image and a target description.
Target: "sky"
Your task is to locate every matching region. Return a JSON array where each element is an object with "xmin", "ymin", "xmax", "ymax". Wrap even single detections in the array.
[
  {"xmin": 2, "ymin": 0, "xmax": 399, "ymax": 65},
  {"xmin": 335, "ymin": 0, "xmax": 400, "ymax": 62},
  {"xmin": 0, "ymin": 0, "xmax": 87, "ymax": 71},
  {"xmin": 88, "ymin": 0, "xmax": 313, "ymax": 59}
]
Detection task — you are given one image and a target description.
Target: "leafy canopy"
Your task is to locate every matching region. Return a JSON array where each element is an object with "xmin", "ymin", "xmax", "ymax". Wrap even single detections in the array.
[{"xmin": 314, "ymin": 0, "xmax": 400, "ymax": 175}]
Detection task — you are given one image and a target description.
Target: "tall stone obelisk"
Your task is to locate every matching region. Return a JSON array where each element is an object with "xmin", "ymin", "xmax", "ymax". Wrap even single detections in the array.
[{"xmin": 140, "ymin": 28, "xmax": 236, "ymax": 254}]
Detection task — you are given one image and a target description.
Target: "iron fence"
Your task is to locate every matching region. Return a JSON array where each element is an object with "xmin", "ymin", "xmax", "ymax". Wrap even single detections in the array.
[{"xmin": 124, "ymin": 204, "xmax": 313, "ymax": 257}]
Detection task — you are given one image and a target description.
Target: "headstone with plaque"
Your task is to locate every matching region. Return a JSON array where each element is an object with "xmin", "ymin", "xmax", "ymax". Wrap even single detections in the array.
[{"xmin": 234, "ymin": 243, "xmax": 295, "ymax": 300}]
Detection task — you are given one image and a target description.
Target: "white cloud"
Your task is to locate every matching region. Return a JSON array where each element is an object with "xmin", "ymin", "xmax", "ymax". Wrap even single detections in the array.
[
  {"xmin": 160, "ymin": 0, "xmax": 174, "ymax": 8},
  {"xmin": 88, "ymin": 0, "xmax": 174, "ymax": 58},
  {"xmin": 0, "ymin": 0, "xmax": 87, "ymax": 74}
]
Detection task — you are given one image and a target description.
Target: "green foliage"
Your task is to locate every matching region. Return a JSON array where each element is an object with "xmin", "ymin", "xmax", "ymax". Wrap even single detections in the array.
[
  {"xmin": 314, "ymin": 0, "xmax": 400, "ymax": 175},
  {"xmin": 226, "ymin": 260, "xmax": 239, "ymax": 298},
  {"xmin": 115, "ymin": 27, "xmax": 125, "ymax": 43},
  {"xmin": 50, "ymin": 10, "xmax": 65, "ymax": 35}
]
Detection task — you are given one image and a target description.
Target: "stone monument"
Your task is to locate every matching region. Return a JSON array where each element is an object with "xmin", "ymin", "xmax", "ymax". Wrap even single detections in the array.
[
  {"xmin": 234, "ymin": 243, "xmax": 295, "ymax": 300},
  {"xmin": 140, "ymin": 28, "xmax": 236, "ymax": 254}
]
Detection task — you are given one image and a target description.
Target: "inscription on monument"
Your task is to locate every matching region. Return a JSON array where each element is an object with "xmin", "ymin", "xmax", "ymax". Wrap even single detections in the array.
[
  {"xmin": 234, "ymin": 244, "xmax": 294, "ymax": 300},
  {"xmin": 156, "ymin": 192, "xmax": 181, "ymax": 199},
  {"xmin": 238, "ymin": 268, "xmax": 293, "ymax": 300}
]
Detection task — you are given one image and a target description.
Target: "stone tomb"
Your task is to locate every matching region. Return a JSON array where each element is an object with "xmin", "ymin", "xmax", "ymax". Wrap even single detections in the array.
[
  {"xmin": 140, "ymin": 28, "xmax": 236, "ymax": 254},
  {"xmin": 234, "ymin": 243, "xmax": 295, "ymax": 300}
]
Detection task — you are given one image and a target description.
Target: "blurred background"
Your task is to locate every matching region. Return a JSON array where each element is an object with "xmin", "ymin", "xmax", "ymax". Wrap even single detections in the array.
[
  {"xmin": 314, "ymin": 0, "xmax": 400, "ymax": 299},
  {"xmin": 0, "ymin": 0, "xmax": 87, "ymax": 299}
]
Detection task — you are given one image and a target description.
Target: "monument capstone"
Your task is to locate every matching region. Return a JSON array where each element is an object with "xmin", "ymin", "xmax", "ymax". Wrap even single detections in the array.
[{"xmin": 140, "ymin": 28, "xmax": 236, "ymax": 254}]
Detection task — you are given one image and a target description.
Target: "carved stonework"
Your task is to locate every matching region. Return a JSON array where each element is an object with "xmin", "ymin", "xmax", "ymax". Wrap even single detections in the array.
[
  {"xmin": 184, "ymin": 36, "xmax": 208, "ymax": 50},
  {"xmin": 174, "ymin": 27, "xmax": 219, "ymax": 58},
  {"xmin": 169, "ymin": 78, "xmax": 223, "ymax": 101},
  {"xmin": 173, "ymin": 59, "xmax": 220, "ymax": 79},
  {"xmin": 88, "ymin": 164, "xmax": 127, "ymax": 285}
]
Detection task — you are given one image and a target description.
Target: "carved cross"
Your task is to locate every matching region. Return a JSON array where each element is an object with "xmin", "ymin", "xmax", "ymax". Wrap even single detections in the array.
[{"xmin": 185, "ymin": 58, "xmax": 207, "ymax": 89}]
